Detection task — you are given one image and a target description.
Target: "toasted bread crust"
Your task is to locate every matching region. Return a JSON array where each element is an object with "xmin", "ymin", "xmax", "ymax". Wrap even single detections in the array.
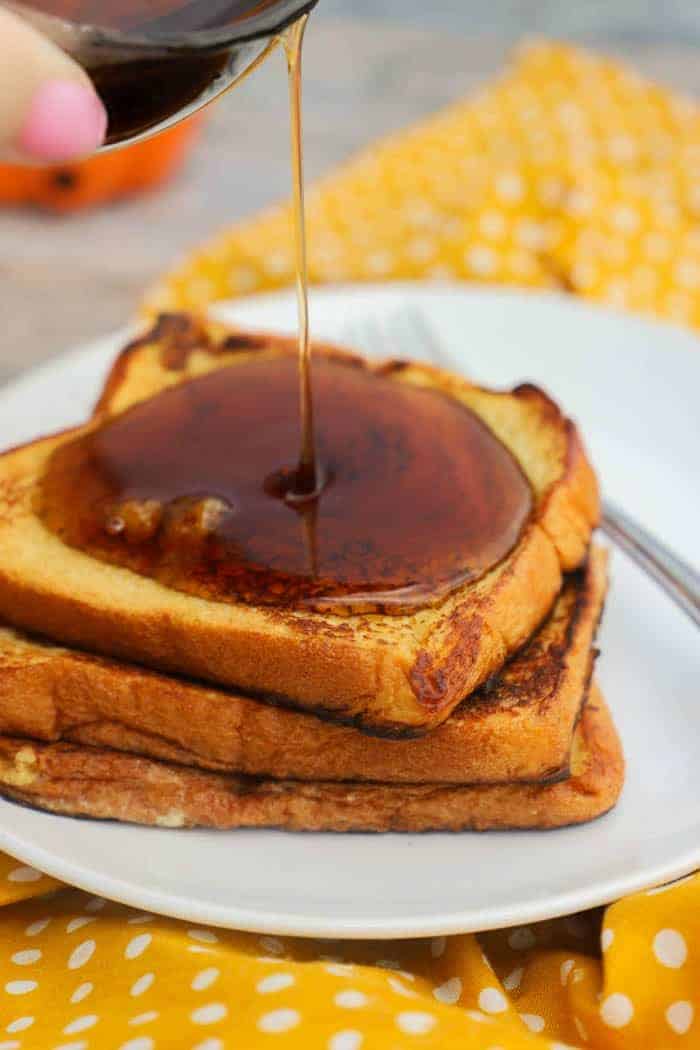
[
  {"xmin": 0, "ymin": 686, "xmax": 623, "ymax": 831},
  {"xmin": 0, "ymin": 549, "xmax": 607, "ymax": 784},
  {"xmin": 0, "ymin": 316, "xmax": 599, "ymax": 733}
]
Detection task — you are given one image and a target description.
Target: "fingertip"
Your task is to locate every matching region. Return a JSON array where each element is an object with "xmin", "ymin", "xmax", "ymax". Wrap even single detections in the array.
[{"xmin": 18, "ymin": 78, "xmax": 107, "ymax": 161}]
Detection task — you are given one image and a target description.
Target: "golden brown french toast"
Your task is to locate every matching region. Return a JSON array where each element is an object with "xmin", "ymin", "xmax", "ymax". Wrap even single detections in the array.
[
  {"xmin": 0, "ymin": 548, "xmax": 607, "ymax": 785},
  {"xmin": 0, "ymin": 314, "xmax": 599, "ymax": 735},
  {"xmin": 0, "ymin": 686, "xmax": 623, "ymax": 831}
]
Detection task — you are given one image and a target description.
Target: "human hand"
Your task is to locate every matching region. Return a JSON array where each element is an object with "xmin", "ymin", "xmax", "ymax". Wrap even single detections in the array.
[{"xmin": 0, "ymin": 6, "xmax": 107, "ymax": 162}]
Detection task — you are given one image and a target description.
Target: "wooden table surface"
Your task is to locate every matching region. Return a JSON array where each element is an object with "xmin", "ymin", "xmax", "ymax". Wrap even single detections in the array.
[{"xmin": 2, "ymin": 10, "xmax": 700, "ymax": 384}]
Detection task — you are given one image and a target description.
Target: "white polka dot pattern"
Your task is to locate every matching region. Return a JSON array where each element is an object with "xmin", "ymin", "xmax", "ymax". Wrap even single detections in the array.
[
  {"xmin": 118, "ymin": 1038, "xmax": 153, "ymax": 1050},
  {"xmin": 433, "ymin": 977, "xmax": 462, "ymax": 1005},
  {"xmin": 653, "ymin": 928, "xmax": 688, "ymax": 968},
  {"xmin": 130, "ymin": 974, "xmax": 154, "ymax": 997},
  {"xmin": 479, "ymin": 988, "xmax": 508, "ymax": 1014},
  {"xmin": 328, "ymin": 1031, "xmax": 363, "ymax": 1050},
  {"xmin": 257, "ymin": 1009, "xmax": 301, "ymax": 1033},
  {"xmin": 335, "ymin": 990, "xmax": 368, "ymax": 1010},
  {"xmin": 191, "ymin": 1004, "xmax": 228, "ymax": 1026},
  {"xmin": 388, "ymin": 977, "xmax": 415, "ymax": 998},
  {"xmin": 259, "ymin": 936, "xmax": 284, "ymax": 956},
  {"xmin": 66, "ymin": 917, "xmax": 95, "ymax": 934},
  {"xmin": 666, "ymin": 1000, "xmax": 694, "ymax": 1035},
  {"xmin": 0, "ymin": 858, "xmax": 697, "ymax": 1047},
  {"xmin": 68, "ymin": 940, "xmax": 95, "ymax": 970},
  {"xmin": 188, "ymin": 929, "xmax": 219, "ymax": 944},
  {"xmin": 520, "ymin": 1012, "xmax": 545, "ymax": 1033},
  {"xmin": 125, "ymin": 934, "xmax": 152, "ymax": 961},
  {"xmin": 129, "ymin": 1011, "xmax": 159, "ymax": 1026},
  {"xmin": 257, "ymin": 973, "xmax": 295, "ymax": 994},
  {"xmin": 601, "ymin": 928, "xmax": 614, "ymax": 952},
  {"xmin": 4, "ymin": 981, "xmax": 37, "ymax": 996},
  {"xmin": 63, "ymin": 1015, "xmax": 98, "ymax": 1035},
  {"xmin": 4, "ymin": 1018, "xmax": 34, "ymax": 1033},
  {"xmin": 192, "ymin": 968, "xmax": 220, "ymax": 992},
  {"xmin": 70, "ymin": 983, "xmax": 93, "ymax": 1004},
  {"xmin": 324, "ymin": 963, "xmax": 354, "ymax": 977},
  {"xmin": 601, "ymin": 992, "xmax": 634, "ymax": 1028},
  {"xmin": 504, "ymin": 967, "xmax": 524, "ymax": 991},
  {"xmin": 396, "ymin": 1011, "xmax": 436, "ymax": 1035},
  {"xmin": 429, "ymin": 937, "xmax": 446, "ymax": 958},
  {"xmin": 11, "ymin": 949, "xmax": 41, "ymax": 965},
  {"xmin": 25, "ymin": 919, "xmax": 50, "ymax": 937},
  {"xmin": 465, "ymin": 1010, "xmax": 490, "ymax": 1024}
]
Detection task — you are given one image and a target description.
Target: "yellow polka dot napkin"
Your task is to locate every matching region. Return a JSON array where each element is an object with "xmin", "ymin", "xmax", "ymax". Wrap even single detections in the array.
[
  {"xmin": 0, "ymin": 858, "xmax": 698, "ymax": 1047},
  {"xmin": 2, "ymin": 39, "xmax": 700, "ymax": 1050},
  {"xmin": 146, "ymin": 41, "xmax": 700, "ymax": 328}
]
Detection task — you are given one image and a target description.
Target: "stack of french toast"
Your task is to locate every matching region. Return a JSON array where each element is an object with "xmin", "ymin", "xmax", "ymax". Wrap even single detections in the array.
[{"xmin": 0, "ymin": 315, "xmax": 623, "ymax": 832}]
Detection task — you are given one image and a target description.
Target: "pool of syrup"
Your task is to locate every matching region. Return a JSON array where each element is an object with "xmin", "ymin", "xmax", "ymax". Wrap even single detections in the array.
[{"xmin": 39, "ymin": 354, "xmax": 533, "ymax": 615}]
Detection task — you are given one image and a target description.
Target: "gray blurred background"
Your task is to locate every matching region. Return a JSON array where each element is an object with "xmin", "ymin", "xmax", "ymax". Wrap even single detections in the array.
[
  {"xmin": 324, "ymin": 1, "xmax": 700, "ymax": 42},
  {"xmin": 4, "ymin": 0, "xmax": 700, "ymax": 380}
]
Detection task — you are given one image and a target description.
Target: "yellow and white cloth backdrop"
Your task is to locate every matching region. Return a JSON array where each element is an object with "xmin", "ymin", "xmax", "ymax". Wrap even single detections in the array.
[
  {"xmin": 2, "ymin": 41, "xmax": 699, "ymax": 1049},
  {"xmin": 0, "ymin": 854, "xmax": 698, "ymax": 1047},
  {"xmin": 149, "ymin": 41, "xmax": 700, "ymax": 326}
]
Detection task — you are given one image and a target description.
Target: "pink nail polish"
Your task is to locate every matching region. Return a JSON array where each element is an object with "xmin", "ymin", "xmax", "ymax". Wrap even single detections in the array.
[{"xmin": 18, "ymin": 79, "xmax": 107, "ymax": 161}]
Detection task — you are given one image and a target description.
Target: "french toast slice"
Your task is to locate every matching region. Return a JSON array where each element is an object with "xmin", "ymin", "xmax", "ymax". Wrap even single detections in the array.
[
  {"xmin": 0, "ymin": 686, "xmax": 623, "ymax": 831},
  {"xmin": 0, "ymin": 314, "xmax": 599, "ymax": 735},
  {"xmin": 0, "ymin": 548, "xmax": 607, "ymax": 785}
]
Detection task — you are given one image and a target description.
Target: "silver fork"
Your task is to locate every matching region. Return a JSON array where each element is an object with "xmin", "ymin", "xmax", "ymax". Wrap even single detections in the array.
[{"xmin": 341, "ymin": 309, "xmax": 700, "ymax": 629}]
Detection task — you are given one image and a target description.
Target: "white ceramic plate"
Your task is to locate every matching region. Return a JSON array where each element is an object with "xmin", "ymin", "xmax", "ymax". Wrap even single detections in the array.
[{"xmin": 0, "ymin": 284, "xmax": 698, "ymax": 938}]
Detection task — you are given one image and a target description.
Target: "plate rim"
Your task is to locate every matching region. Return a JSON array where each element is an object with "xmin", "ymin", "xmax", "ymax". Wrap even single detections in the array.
[
  {"xmin": 0, "ymin": 816, "xmax": 698, "ymax": 938},
  {"xmin": 0, "ymin": 281, "xmax": 698, "ymax": 938}
]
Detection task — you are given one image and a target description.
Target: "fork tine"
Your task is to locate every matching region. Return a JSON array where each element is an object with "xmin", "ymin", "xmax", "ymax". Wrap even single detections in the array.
[
  {"xmin": 370, "ymin": 314, "xmax": 404, "ymax": 362},
  {"xmin": 342, "ymin": 316, "xmax": 391, "ymax": 361},
  {"xmin": 400, "ymin": 309, "xmax": 456, "ymax": 370},
  {"xmin": 341, "ymin": 307, "xmax": 458, "ymax": 370}
]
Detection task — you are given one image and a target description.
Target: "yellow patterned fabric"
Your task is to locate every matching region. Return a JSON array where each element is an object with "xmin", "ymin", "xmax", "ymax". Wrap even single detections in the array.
[
  {"xmin": 1, "ymin": 40, "xmax": 698, "ymax": 1050},
  {"xmin": 0, "ymin": 860, "xmax": 698, "ymax": 1047},
  {"xmin": 147, "ymin": 41, "xmax": 700, "ymax": 327}
]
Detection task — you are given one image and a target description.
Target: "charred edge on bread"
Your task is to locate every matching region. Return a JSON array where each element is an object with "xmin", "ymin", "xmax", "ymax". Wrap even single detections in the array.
[
  {"xmin": 0, "ymin": 739, "xmax": 575, "ymax": 800},
  {"xmin": 93, "ymin": 313, "xmax": 210, "ymax": 413},
  {"xmin": 512, "ymin": 382, "xmax": 566, "ymax": 426},
  {"xmin": 456, "ymin": 550, "xmax": 604, "ymax": 742},
  {"xmin": 93, "ymin": 342, "xmax": 139, "ymax": 416},
  {"xmin": 0, "ymin": 787, "xmax": 623, "ymax": 833},
  {"xmin": 220, "ymin": 333, "xmax": 273, "ymax": 353},
  {"xmin": 572, "ymin": 648, "xmax": 600, "ymax": 737},
  {"xmin": 470, "ymin": 564, "xmax": 587, "ymax": 714},
  {"xmin": 96, "ymin": 325, "xmax": 451, "ymax": 422},
  {"xmin": 0, "ymin": 791, "xmax": 138, "ymax": 827},
  {"xmin": 155, "ymin": 314, "xmax": 213, "ymax": 369},
  {"xmin": 130, "ymin": 314, "xmax": 212, "ymax": 371},
  {"xmin": 222, "ymin": 686, "xmax": 437, "ymax": 740},
  {"xmin": 407, "ymin": 651, "xmax": 450, "ymax": 710},
  {"xmin": 155, "ymin": 316, "xmax": 374, "ymax": 373},
  {"xmin": 374, "ymin": 359, "xmax": 413, "ymax": 376},
  {"xmin": 219, "ymin": 332, "xmax": 373, "ymax": 371},
  {"xmin": 241, "ymin": 564, "xmax": 604, "ymax": 736}
]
